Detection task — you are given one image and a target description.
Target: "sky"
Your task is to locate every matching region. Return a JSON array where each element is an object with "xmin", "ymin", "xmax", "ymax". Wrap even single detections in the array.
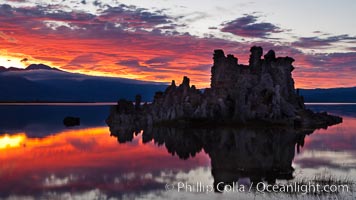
[{"xmin": 0, "ymin": 0, "xmax": 355, "ymax": 88}]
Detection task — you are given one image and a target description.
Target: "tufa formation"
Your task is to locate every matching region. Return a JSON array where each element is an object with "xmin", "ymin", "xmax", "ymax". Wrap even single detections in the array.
[{"xmin": 107, "ymin": 46, "xmax": 342, "ymax": 130}]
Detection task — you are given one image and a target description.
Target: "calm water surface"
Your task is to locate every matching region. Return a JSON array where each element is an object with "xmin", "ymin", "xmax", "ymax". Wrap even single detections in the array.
[{"xmin": 0, "ymin": 104, "xmax": 355, "ymax": 200}]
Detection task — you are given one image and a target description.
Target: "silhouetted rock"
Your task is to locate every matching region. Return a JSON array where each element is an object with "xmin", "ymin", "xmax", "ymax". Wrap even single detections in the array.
[
  {"xmin": 264, "ymin": 49, "xmax": 276, "ymax": 62},
  {"xmin": 63, "ymin": 116, "xmax": 80, "ymax": 127},
  {"xmin": 249, "ymin": 46, "xmax": 263, "ymax": 69},
  {"xmin": 106, "ymin": 46, "xmax": 342, "ymax": 129},
  {"xmin": 135, "ymin": 94, "xmax": 142, "ymax": 111}
]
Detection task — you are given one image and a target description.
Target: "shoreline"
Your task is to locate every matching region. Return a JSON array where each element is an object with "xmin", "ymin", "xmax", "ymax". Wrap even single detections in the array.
[
  {"xmin": 0, "ymin": 102, "xmax": 355, "ymax": 105},
  {"xmin": 0, "ymin": 102, "xmax": 117, "ymax": 106}
]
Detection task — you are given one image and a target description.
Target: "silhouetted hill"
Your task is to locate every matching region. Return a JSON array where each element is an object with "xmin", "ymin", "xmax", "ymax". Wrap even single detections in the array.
[
  {"xmin": 300, "ymin": 87, "xmax": 356, "ymax": 103},
  {"xmin": 0, "ymin": 65, "xmax": 167, "ymax": 102},
  {"xmin": 26, "ymin": 63, "xmax": 60, "ymax": 71}
]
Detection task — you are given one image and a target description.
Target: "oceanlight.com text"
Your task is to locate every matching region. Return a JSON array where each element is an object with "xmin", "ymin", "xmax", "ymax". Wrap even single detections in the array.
[{"xmin": 165, "ymin": 181, "xmax": 350, "ymax": 195}]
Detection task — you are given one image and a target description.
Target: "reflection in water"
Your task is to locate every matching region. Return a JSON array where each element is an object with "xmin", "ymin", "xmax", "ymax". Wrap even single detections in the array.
[
  {"xmin": 0, "ymin": 134, "xmax": 26, "ymax": 149},
  {"xmin": 0, "ymin": 105, "xmax": 110, "ymax": 136},
  {"xmin": 109, "ymin": 126, "xmax": 311, "ymax": 192},
  {"xmin": 0, "ymin": 126, "xmax": 209, "ymax": 199},
  {"xmin": 294, "ymin": 116, "xmax": 356, "ymax": 172},
  {"xmin": 0, "ymin": 105, "xmax": 355, "ymax": 199}
]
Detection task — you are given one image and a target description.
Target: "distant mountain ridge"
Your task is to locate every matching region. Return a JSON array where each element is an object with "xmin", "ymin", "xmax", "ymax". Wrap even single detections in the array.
[
  {"xmin": 0, "ymin": 64, "xmax": 167, "ymax": 102},
  {"xmin": 0, "ymin": 64, "xmax": 61, "ymax": 72},
  {"xmin": 26, "ymin": 64, "xmax": 61, "ymax": 71},
  {"xmin": 300, "ymin": 87, "xmax": 356, "ymax": 103}
]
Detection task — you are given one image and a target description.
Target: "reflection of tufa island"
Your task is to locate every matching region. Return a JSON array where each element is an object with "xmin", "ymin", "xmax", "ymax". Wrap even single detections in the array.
[
  {"xmin": 107, "ymin": 46, "xmax": 342, "ymax": 129},
  {"xmin": 109, "ymin": 126, "xmax": 309, "ymax": 192}
]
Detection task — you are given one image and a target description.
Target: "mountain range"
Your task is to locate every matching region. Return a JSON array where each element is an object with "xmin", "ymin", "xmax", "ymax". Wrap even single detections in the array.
[
  {"xmin": 0, "ymin": 64, "xmax": 355, "ymax": 102},
  {"xmin": 299, "ymin": 87, "xmax": 356, "ymax": 103},
  {"xmin": 0, "ymin": 64, "xmax": 167, "ymax": 102}
]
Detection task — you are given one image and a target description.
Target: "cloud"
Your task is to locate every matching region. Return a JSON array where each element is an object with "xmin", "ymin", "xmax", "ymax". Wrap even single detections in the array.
[
  {"xmin": 221, "ymin": 14, "xmax": 283, "ymax": 38},
  {"xmin": 0, "ymin": 4, "xmax": 96, "ymax": 34},
  {"xmin": 288, "ymin": 51, "xmax": 356, "ymax": 88},
  {"xmin": 309, "ymin": 52, "xmax": 356, "ymax": 69},
  {"xmin": 0, "ymin": 31, "xmax": 16, "ymax": 42},
  {"xmin": 98, "ymin": 4, "xmax": 176, "ymax": 31},
  {"xmin": 0, "ymin": 4, "xmax": 12, "ymax": 15},
  {"xmin": 192, "ymin": 64, "xmax": 211, "ymax": 71},
  {"xmin": 181, "ymin": 11, "xmax": 209, "ymax": 23},
  {"xmin": 145, "ymin": 57, "xmax": 174, "ymax": 66},
  {"xmin": 117, "ymin": 59, "xmax": 144, "ymax": 68},
  {"xmin": 65, "ymin": 54, "xmax": 99, "ymax": 69},
  {"xmin": 32, "ymin": 56, "xmax": 67, "ymax": 63},
  {"xmin": 292, "ymin": 34, "xmax": 356, "ymax": 49},
  {"xmin": 117, "ymin": 59, "xmax": 167, "ymax": 73}
]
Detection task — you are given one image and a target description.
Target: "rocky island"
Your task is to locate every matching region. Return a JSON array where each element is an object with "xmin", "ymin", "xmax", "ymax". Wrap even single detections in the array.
[{"xmin": 106, "ymin": 46, "xmax": 342, "ymax": 132}]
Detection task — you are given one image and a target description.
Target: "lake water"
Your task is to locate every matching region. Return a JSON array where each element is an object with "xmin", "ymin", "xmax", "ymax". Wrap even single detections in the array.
[{"xmin": 0, "ymin": 104, "xmax": 355, "ymax": 200}]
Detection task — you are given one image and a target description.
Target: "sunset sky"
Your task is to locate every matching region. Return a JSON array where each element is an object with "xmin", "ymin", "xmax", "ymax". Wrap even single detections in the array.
[{"xmin": 0, "ymin": 0, "xmax": 355, "ymax": 88}]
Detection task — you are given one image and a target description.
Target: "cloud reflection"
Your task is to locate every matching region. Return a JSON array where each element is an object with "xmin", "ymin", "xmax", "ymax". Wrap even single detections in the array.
[{"xmin": 0, "ymin": 126, "xmax": 209, "ymax": 198}]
